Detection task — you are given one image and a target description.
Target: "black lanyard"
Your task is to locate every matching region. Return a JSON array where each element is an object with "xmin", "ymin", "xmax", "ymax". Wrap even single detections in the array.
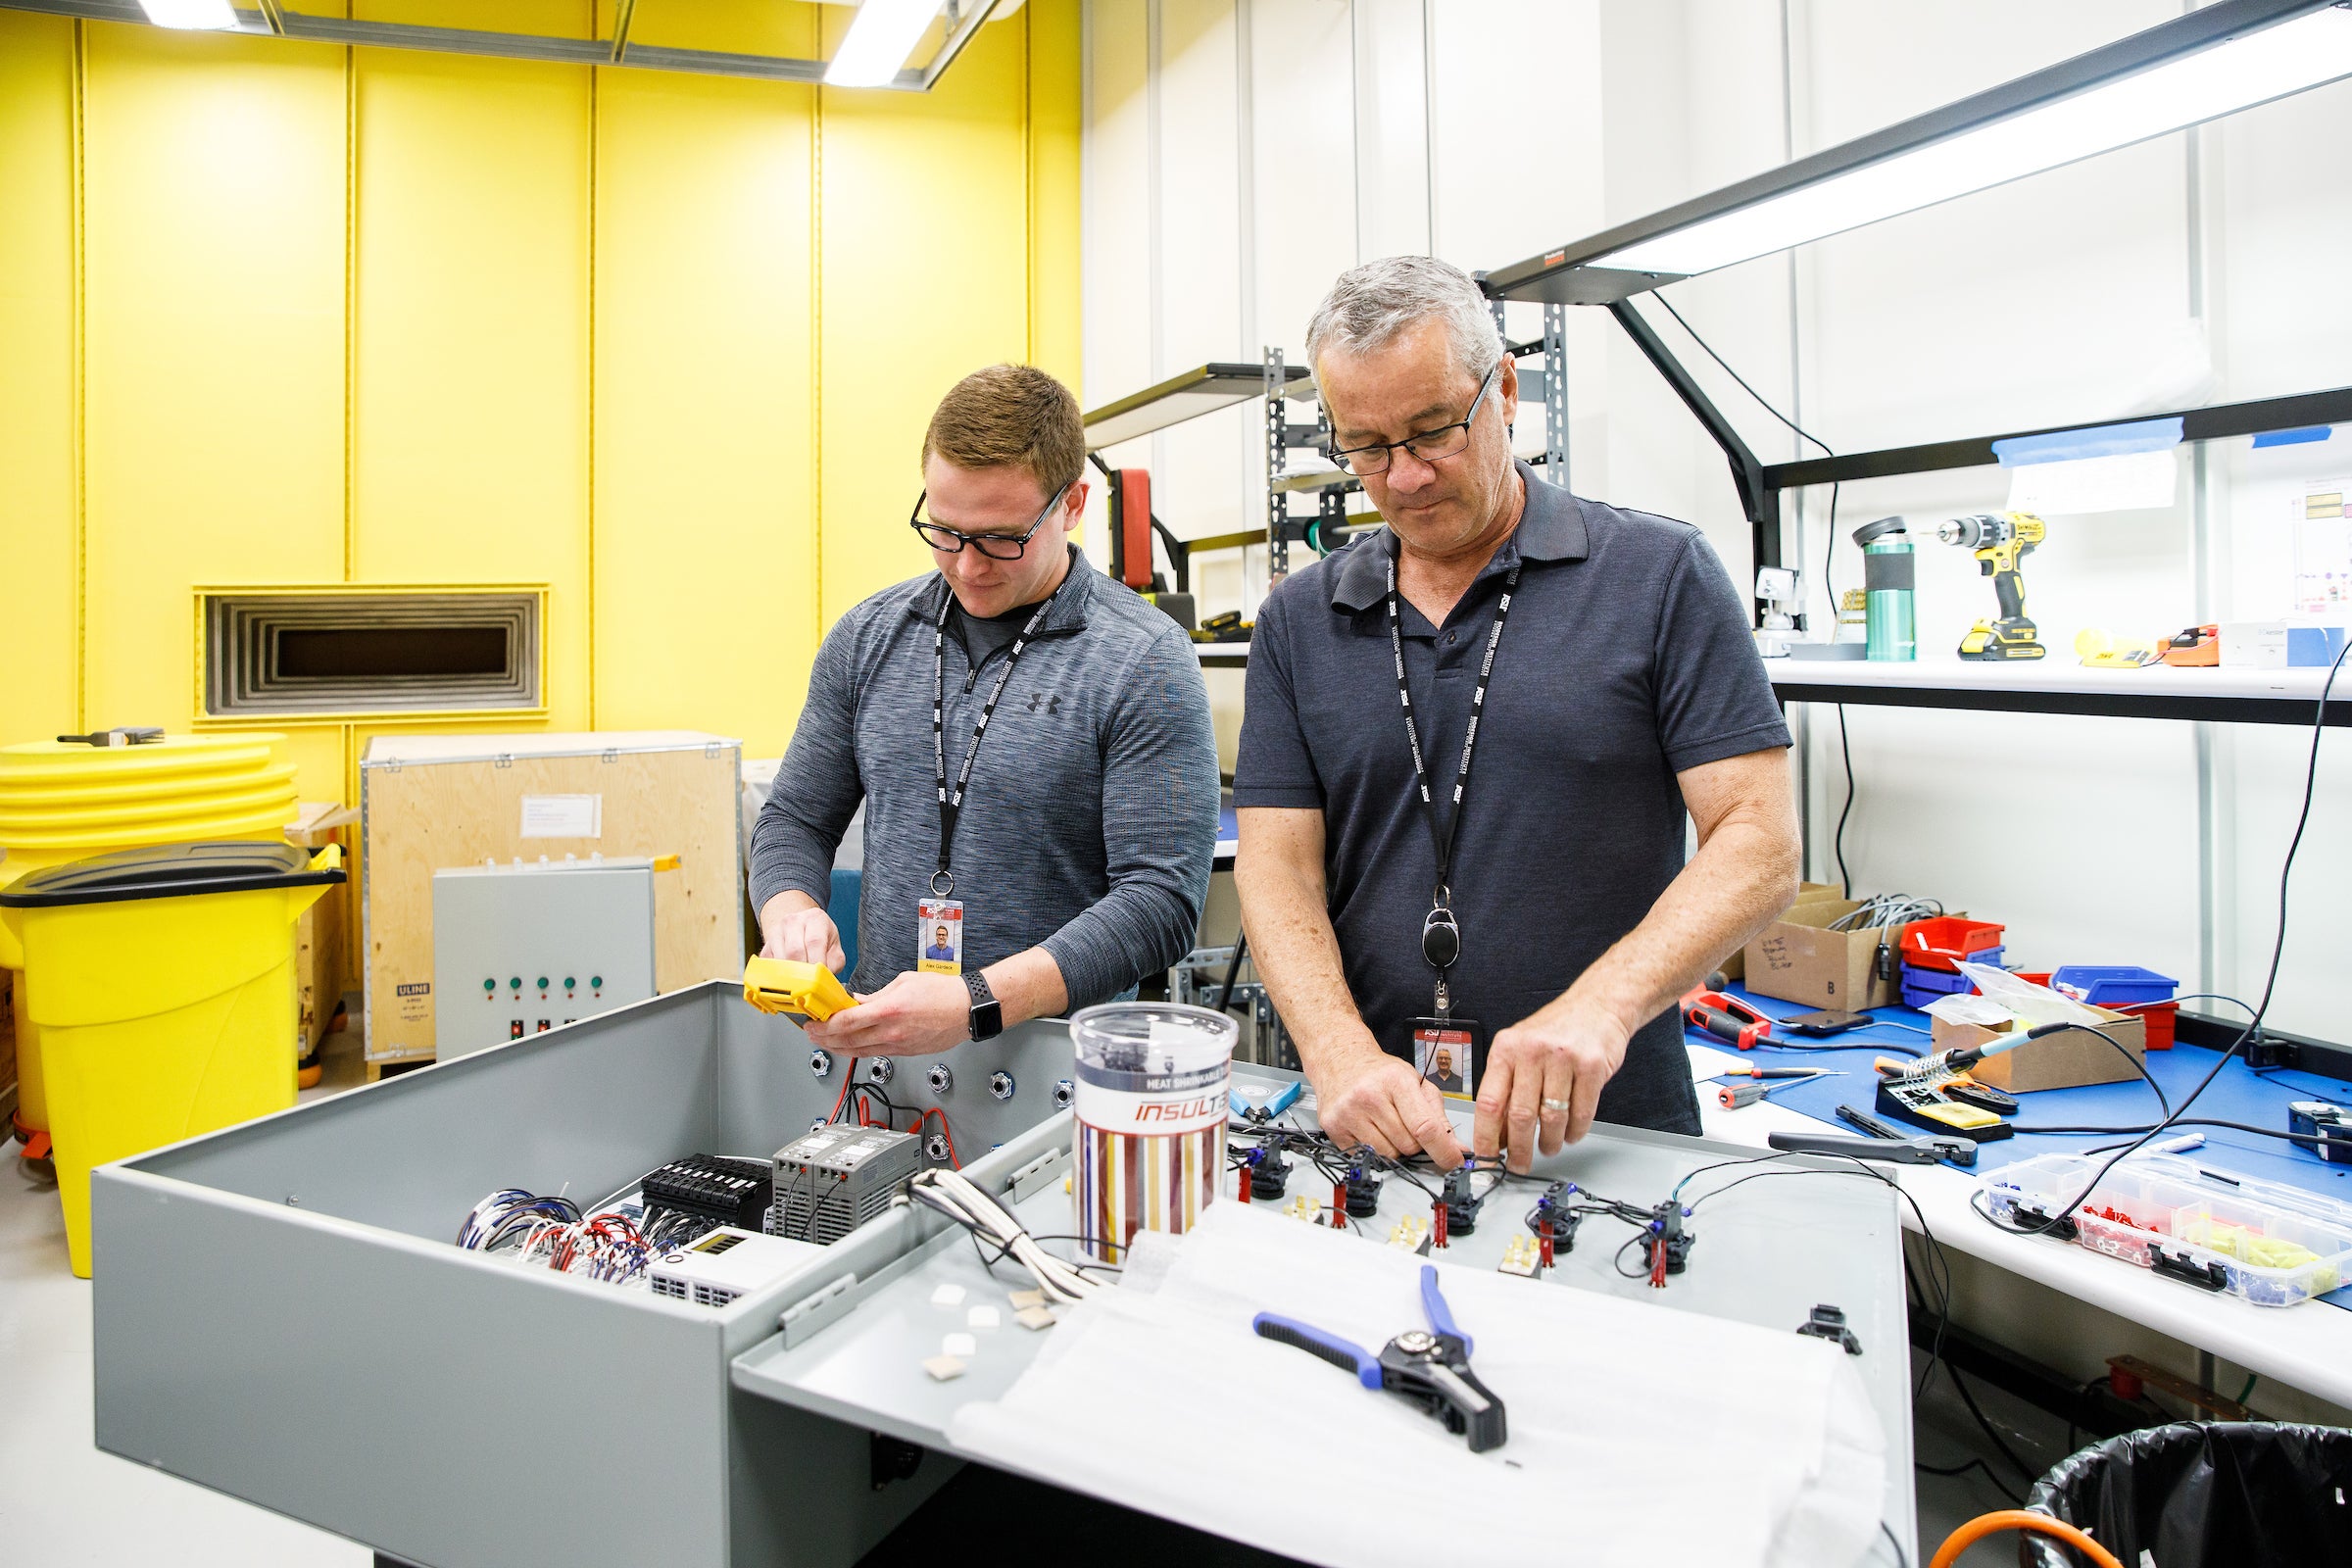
[
  {"xmin": 931, "ymin": 580, "xmax": 1064, "ymax": 898},
  {"xmin": 1386, "ymin": 542, "xmax": 1519, "ymax": 1012}
]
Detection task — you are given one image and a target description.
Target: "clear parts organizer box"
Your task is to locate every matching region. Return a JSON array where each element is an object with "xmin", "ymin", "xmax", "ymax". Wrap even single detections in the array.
[{"xmin": 1977, "ymin": 1152, "xmax": 2352, "ymax": 1307}]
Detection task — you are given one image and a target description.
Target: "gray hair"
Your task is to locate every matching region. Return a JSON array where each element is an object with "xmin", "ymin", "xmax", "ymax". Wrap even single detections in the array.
[{"xmin": 1303, "ymin": 255, "xmax": 1503, "ymax": 387}]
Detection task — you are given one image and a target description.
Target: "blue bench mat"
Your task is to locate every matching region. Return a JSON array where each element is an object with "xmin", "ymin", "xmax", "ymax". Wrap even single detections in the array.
[{"xmin": 1690, "ymin": 985, "xmax": 2352, "ymax": 1311}]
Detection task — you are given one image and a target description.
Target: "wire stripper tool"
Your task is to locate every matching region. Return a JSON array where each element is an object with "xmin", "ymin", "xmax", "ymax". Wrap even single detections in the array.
[{"xmin": 1252, "ymin": 1264, "xmax": 1506, "ymax": 1452}]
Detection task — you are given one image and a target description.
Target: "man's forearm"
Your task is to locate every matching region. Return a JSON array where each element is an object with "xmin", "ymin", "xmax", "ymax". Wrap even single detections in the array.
[
  {"xmin": 1235, "ymin": 855, "xmax": 1382, "ymax": 1074},
  {"xmin": 1538, "ymin": 813, "xmax": 1798, "ymax": 1036},
  {"xmin": 983, "ymin": 948, "xmax": 1068, "ymax": 1028}
]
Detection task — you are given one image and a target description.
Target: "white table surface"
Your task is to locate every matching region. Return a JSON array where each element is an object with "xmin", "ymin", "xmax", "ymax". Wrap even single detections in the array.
[{"xmin": 1687, "ymin": 1043, "xmax": 2352, "ymax": 1408}]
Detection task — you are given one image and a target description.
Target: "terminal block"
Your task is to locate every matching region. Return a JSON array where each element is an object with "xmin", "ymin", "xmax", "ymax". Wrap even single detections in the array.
[
  {"xmin": 1497, "ymin": 1234, "xmax": 1543, "ymax": 1278},
  {"xmin": 1387, "ymin": 1212, "xmax": 1432, "ymax": 1254},
  {"xmin": 1441, "ymin": 1164, "xmax": 1484, "ymax": 1238},
  {"xmin": 1247, "ymin": 1140, "xmax": 1294, "ymax": 1201},
  {"xmin": 1344, "ymin": 1151, "xmax": 1385, "ymax": 1218}
]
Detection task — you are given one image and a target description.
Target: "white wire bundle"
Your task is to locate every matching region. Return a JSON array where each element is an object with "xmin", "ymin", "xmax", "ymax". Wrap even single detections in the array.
[
  {"xmin": 1827, "ymin": 893, "xmax": 1942, "ymax": 932},
  {"xmin": 455, "ymin": 1188, "xmax": 650, "ymax": 1285},
  {"xmin": 906, "ymin": 1167, "xmax": 1114, "ymax": 1306}
]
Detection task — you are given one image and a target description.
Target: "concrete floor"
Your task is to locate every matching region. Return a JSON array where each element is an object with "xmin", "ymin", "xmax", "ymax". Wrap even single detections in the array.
[
  {"xmin": 0, "ymin": 1012, "xmax": 2075, "ymax": 1568},
  {"xmin": 0, "ymin": 1024, "xmax": 370, "ymax": 1565}
]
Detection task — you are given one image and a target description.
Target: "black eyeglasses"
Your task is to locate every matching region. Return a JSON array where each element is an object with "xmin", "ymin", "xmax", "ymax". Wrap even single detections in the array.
[
  {"xmin": 909, "ymin": 481, "xmax": 1073, "ymax": 561},
  {"xmin": 1326, "ymin": 365, "xmax": 1497, "ymax": 477}
]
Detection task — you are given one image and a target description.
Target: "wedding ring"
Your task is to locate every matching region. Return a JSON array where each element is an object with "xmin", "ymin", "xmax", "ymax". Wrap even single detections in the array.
[{"xmin": 1541, "ymin": 1098, "xmax": 1572, "ymax": 1112}]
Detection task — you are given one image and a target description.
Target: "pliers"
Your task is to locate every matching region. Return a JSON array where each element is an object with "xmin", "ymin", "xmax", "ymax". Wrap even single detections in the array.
[{"xmin": 1251, "ymin": 1264, "xmax": 1507, "ymax": 1452}]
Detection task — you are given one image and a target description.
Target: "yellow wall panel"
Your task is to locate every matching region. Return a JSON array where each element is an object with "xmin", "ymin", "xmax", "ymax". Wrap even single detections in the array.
[
  {"xmin": 592, "ymin": 47, "xmax": 819, "ymax": 753},
  {"xmin": 350, "ymin": 24, "xmax": 590, "ymax": 726},
  {"xmin": 80, "ymin": 24, "xmax": 347, "ymax": 743},
  {"xmin": 0, "ymin": 14, "xmax": 77, "ymax": 746},
  {"xmin": 1027, "ymin": 0, "xmax": 1084, "ymax": 397},
  {"xmin": 0, "ymin": 1, "xmax": 1080, "ymax": 794},
  {"xmin": 816, "ymin": 13, "xmax": 1037, "ymax": 624}
]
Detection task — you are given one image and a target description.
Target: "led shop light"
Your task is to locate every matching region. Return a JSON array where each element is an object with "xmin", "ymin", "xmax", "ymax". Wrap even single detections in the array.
[
  {"xmin": 1592, "ymin": 4, "xmax": 2352, "ymax": 279},
  {"xmin": 825, "ymin": 0, "xmax": 946, "ymax": 88},
  {"xmin": 138, "ymin": 0, "xmax": 238, "ymax": 27}
]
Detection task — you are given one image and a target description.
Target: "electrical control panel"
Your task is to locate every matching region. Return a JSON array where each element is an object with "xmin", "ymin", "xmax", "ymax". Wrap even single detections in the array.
[
  {"xmin": 771, "ymin": 1126, "xmax": 920, "ymax": 1245},
  {"xmin": 431, "ymin": 857, "xmax": 658, "ymax": 1060}
]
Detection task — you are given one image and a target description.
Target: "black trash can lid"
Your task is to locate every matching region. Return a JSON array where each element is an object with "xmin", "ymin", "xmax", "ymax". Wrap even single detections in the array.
[{"xmin": 0, "ymin": 840, "xmax": 345, "ymax": 908}]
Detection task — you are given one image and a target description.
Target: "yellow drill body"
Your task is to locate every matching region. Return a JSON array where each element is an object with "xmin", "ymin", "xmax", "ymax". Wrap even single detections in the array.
[{"xmin": 1937, "ymin": 511, "xmax": 2047, "ymax": 661}]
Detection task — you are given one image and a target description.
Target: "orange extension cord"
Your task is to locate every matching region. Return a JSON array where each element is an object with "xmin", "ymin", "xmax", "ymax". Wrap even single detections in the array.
[{"xmin": 1929, "ymin": 1510, "xmax": 2125, "ymax": 1568}]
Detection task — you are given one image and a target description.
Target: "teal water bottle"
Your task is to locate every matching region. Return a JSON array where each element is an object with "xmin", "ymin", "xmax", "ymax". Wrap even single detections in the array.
[{"xmin": 1854, "ymin": 516, "xmax": 1916, "ymax": 662}]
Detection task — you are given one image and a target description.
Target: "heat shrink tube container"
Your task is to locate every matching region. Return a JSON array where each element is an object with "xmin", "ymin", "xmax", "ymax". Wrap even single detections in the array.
[
  {"xmin": 1855, "ymin": 516, "xmax": 1917, "ymax": 662},
  {"xmin": 1069, "ymin": 1003, "xmax": 1237, "ymax": 1264}
]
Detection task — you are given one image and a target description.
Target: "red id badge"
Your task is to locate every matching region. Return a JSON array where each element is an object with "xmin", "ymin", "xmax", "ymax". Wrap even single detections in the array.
[{"xmin": 1409, "ymin": 1017, "xmax": 1478, "ymax": 1102}]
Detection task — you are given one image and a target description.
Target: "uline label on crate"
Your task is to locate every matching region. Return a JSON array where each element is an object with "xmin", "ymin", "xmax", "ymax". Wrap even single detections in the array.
[{"xmin": 519, "ymin": 793, "xmax": 602, "ymax": 838}]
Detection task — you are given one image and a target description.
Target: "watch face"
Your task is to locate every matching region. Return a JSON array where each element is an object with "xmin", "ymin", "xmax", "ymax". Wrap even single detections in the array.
[{"xmin": 968, "ymin": 999, "xmax": 1004, "ymax": 1040}]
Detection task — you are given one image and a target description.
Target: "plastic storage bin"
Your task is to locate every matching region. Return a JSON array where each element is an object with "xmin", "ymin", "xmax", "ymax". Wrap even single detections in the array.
[
  {"xmin": 1900, "ymin": 917, "xmax": 2005, "ymax": 972},
  {"xmin": 2119, "ymin": 1000, "xmax": 2179, "ymax": 1050},
  {"xmin": 1978, "ymin": 1152, "xmax": 2352, "ymax": 1307},
  {"xmin": 2051, "ymin": 965, "xmax": 2178, "ymax": 1006},
  {"xmin": 0, "ymin": 840, "xmax": 342, "ymax": 1275}
]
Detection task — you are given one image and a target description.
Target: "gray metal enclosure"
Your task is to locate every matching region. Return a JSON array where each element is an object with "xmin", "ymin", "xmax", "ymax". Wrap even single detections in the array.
[{"xmin": 91, "ymin": 983, "xmax": 1076, "ymax": 1568}]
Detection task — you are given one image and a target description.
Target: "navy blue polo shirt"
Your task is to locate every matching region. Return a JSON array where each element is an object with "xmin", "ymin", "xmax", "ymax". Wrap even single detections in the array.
[{"xmin": 1234, "ymin": 463, "xmax": 1790, "ymax": 1134}]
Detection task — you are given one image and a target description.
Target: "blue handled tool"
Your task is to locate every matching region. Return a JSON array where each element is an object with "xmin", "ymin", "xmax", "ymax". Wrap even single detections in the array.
[{"xmin": 1251, "ymin": 1264, "xmax": 1506, "ymax": 1452}]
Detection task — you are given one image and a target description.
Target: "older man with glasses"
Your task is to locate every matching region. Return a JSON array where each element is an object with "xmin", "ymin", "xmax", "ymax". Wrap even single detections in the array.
[
  {"xmin": 1234, "ymin": 256, "xmax": 1801, "ymax": 1172},
  {"xmin": 751, "ymin": 364, "xmax": 1219, "ymax": 1056}
]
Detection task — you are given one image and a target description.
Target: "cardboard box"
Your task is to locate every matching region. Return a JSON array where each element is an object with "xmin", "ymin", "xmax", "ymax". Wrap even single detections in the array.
[
  {"xmin": 1931, "ymin": 1009, "xmax": 2146, "ymax": 1094},
  {"xmin": 361, "ymin": 732, "xmax": 742, "ymax": 1066},
  {"xmin": 286, "ymin": 803, "xmax": 358, "ymax": 1055},
  {"xmin": 1721, "ymin": 881, "xmax": 1842, "ymax": 983},
  {"xmin": 1742, "ymin": 898, "xmax": 1921, "ymax": 1010}
]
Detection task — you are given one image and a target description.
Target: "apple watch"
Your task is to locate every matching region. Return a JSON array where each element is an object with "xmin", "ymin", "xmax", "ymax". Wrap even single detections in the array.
[{"xmin": 964, "ymin": 969, "xmax": 1004, "ymax": 1041}]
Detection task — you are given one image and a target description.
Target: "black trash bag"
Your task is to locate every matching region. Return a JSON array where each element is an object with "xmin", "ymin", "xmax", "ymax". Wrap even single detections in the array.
[{"xmin": 2022, "ymin": 1422, "xmax": 2352, "ymax": 1568}]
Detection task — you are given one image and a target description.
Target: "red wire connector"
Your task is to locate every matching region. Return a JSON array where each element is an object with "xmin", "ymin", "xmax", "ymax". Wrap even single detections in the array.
[
  {"xmin": 1331, "ymin": 1181, "xmax": 1348, "ymax": 1228},
  {"xmin": 1433, "ymin": 1200, "xmax": 1449, "ymax": 1250}
]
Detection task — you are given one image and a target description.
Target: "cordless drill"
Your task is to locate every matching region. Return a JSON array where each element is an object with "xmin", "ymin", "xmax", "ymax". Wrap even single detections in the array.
[{"xmin": 1937, "ymin": 512, "xmax": 2046, "ymax": 661}]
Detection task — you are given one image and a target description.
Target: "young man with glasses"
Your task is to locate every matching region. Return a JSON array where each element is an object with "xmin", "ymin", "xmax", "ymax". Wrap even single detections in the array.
[
  {"xmin": 1234, "ymin": 256, "xmax": 1801, "ymax": 1172},
  {"xmin": 751, "ymin": 364, "xmax": 1219, "ymax": 1056}
]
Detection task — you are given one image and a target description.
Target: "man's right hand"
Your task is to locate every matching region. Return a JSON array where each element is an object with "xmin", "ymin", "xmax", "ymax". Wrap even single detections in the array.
[
  {"xmin": 760, "ymin": 894, "xmax": 846, "ymax": 973},
  {"xmin": 1310, "ymin": 1047, "xmax": 1464, "ymax": 1168}
]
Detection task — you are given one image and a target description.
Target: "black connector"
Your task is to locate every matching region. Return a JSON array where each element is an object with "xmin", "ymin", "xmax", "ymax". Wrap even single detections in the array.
[
  {"xmin": 1345, "ymin": 1151, "xmax": 1385, "ymax": 1218},
  {"xmin": 1441, "ymin": 1165, "xmax": 1483, "ymax": 1237},
  {"xmin": 641, "ymin": 1152, "xmax": 774, "ymax": 1232},
  {"xmin": 1249, "ymin": 1141, "xmax": 1294, "ymax": 1201}
]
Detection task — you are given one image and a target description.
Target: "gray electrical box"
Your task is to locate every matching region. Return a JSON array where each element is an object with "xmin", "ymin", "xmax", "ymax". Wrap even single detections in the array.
[{"xmin": 432, "ymin": 857, "xmax": 658, "ymax": 1058}]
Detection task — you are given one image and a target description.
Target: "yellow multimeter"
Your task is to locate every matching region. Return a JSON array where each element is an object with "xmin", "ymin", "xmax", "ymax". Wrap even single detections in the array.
[{"xmin": 742, "ymin": 956, "xmax": 858, "ymax": 1022}]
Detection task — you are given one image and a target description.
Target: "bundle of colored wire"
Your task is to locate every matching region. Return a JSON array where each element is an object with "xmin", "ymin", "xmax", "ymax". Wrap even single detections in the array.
[
  {"xmin": 906, "ymin": 1167, "xmax": 1113, "ymax": 1305},
  {"xmin": 456, "ymin": 1188, "xmax": 653, "ymax": 1284}
]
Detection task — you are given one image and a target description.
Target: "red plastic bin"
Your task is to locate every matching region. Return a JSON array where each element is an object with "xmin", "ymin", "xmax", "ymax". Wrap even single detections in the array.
[
  {"xmin": 2120, "ymin": 1001, "xmax": 2178, "ymax": 1051},
  {"xmin": 1900, "ymin": 917, "xmax": 2006, "ymax": 973}
]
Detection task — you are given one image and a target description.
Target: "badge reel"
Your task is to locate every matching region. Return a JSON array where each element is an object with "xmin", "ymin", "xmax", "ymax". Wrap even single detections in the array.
[{"xmin": 1411, "ymin": 900, "xmax": 1477, "ymax": 1101}]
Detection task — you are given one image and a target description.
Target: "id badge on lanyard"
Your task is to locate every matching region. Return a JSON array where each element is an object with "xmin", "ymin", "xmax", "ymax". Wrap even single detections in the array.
[
  {"xmin": 916, "ymin": 897, "xmax": 964, "ymax": 976},
  {"xmin": 1387, "ymin": 543, "xmax": 1518, "ymax": 1103},
  {"xmin": 926, "ymin": 575, "xmax": 1065, "ymax": 982}
]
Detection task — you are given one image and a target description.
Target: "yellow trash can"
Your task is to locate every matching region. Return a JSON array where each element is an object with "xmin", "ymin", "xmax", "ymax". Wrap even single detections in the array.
[
  {"xmin": 0, "ymin": 840, "xmax": 344, "ymax": 1276},
  {"xmin": 0, "ymin": 731, "xmax": 299, "ymax": 1152}
]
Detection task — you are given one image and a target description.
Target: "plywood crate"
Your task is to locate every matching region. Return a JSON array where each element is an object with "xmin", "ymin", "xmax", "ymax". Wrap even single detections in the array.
[
  {"xmin": 288, "ymin": 803, "xmax": 357, "ymax": 1055},
  {"xmin": 361, "ymin": 732, "xmax": 743, "ymax": 1067}
]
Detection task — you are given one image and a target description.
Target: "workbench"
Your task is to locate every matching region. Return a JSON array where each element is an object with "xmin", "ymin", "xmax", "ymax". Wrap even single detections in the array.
[
  {"xmin": 1687, "ymin": 988, "xmax": 2352, "ymax": 1412},
  {"xmin": 92, "ymin": 984, "xmax": 1915, "ymax": 1568}
]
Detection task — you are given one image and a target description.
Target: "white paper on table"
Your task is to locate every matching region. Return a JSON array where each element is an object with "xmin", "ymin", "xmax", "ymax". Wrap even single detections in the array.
[
  {"xmin": 1955, "ymin": 961, "xmax": 2108, "ymax": 1029},
  {"xmin": 946, "ymin": 1200, "xmax": 1885, "ymax": 1568},
  {"xmin": 2004, "ymin": 448, "xmax": 2178, "ymax": 515}
]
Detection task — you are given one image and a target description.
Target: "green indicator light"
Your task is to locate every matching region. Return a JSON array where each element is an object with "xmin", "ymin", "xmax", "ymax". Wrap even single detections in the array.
[
  {"xmin": 483, "ymin": 979, "xmax": 495, "ymax": 993},
  {"xmin": 537, "ymin": 977, "xmax": 549, "ymax": 990},
  {"xmin": 564, "ymin": 977, "xmax": 576, "ymax": 990},
  {"xmin": 591, "ymin": 975, "xmax": 603, "ymax": 990},
  {"xmin": 510, "ymin": 977, "xmax": 522, "ymax": 990}
]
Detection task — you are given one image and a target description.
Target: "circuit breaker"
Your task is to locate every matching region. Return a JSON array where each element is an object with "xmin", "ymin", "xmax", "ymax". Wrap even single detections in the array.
[{"xmin": 431, "ymin": 857, "xmax": 659, "ymax": 1059}]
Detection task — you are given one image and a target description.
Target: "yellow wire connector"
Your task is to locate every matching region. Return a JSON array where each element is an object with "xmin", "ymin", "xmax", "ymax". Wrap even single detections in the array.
[{"xmin": 742, "ymin": 956, "xmax": 858, "ymax": 1021}]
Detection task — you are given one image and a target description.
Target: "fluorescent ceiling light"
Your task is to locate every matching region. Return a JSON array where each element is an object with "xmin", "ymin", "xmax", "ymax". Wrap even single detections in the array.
[
  {"xmin": 139, "ymin": 0, "xmax": 239, "ymax": 27},
  {"xmin": 1594, "ymin": 5, "xmax": 2352, "ymax": 278},
  {"xmin": 825, "ymin": 0, "xmax": 947, "ymax": 88}
]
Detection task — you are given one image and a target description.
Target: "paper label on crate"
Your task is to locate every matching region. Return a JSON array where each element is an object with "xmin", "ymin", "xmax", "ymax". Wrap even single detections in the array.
[
  {"xmin": 519, "ymin": 793, "xmax": 602, "ymax": 839},
  {"xmin": 1072, "ymin": 1077, "xmax": 1228, "ymax": 1135}
]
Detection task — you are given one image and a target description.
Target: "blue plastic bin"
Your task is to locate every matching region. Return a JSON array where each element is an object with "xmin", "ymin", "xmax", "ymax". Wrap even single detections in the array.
[
  {"xmin": 1899, "ymin": 952, "xmax": 2003, "ymax": 996},
  {"xmin": 2050, "ymin": 965, "xmax": 2177, "ymax": 1007}
]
